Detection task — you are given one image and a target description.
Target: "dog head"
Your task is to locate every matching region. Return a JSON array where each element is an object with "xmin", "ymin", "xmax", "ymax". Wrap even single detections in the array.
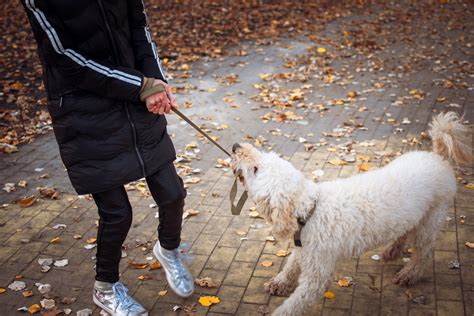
[{"xmin": 231, "ymin": 143, "xmax": 306, "ymax": 240}]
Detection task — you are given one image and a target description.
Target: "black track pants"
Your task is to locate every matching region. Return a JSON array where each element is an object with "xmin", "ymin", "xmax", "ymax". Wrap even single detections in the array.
[{"xmin": 92, "ymin": 163, "xmax": 186, "ymax": 283}]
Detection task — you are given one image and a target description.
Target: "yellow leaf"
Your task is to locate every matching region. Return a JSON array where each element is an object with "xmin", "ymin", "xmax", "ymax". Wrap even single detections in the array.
[
  {"xmin": 328, "ymin": 159, "xmax": 347, "ymax": 166},
  {"xmin": 259, "ymin": 74, "xmax": 270, "ymax": 80},
  {"xmin": 158, "ymin": 290, "xmax": 168, "ymax": 296},
  {"xmin": 249, "ymin": 211, "xmax": 260, "ymax": 218},
  {"xmin": 27, "ymin": 304, "xmax": 41, "ymax": 314},
  {"xmin": 465, "ymin": 242, "xmax": 474, "ymax": 249},
  {"xmin": 208, "ymin": 88, "xmax": 217, "ymax": 92},
  {"xmin": 199, "ymin": 295, "xmax": 220, "ymax": 307},
  {"xmin": 357, "ymin": 163, "xmax": 370, "ymax": 172},
  {"xmin": 275, "ymin": 250, "xmax": 290, "ymax": 257},
  {"xmin": 86, "ymin": 238, "xmax": 97, "ymax": 244},
  {"xmin": 261, "ymin": 261, "xmax": 273, "ymax": 267},
  {"xmin": 0, "ymin": 288, "xmax": 6, "ymax": 294},
  {"xmin": 50, "ymin": 237, "xmax": 60, "ymax": 244},
  {"xmin": 436, "ymin": 97, "xmax": 446, "ymax": 102},
  {"xmin": 317, "ymin": 47, "xmax": 327, "ymax": 54},
  {"xmin": 323, "ymin": 291, "xmax": 336, "ymax": 299},
  {"xmin": 149, "ymin": 260, "xmax": 161, "ymax": 270},
  {"xmin": 222, "ymin": 97, "xmax": 234, "ymax": 103},
  {"xmin": 464, "ymin": 183, "xmax": 474, "ymax": 189},
  {"xmin": 337, "ymin": 277, "xmax": 353, "ymax": 287},
  {"xmin": 128, "ymin": 262, "xmax": 149, "ymax": 269},
  {"xmin": 22, "ymin": 290, "xmax": 34, "ymax": 297}
]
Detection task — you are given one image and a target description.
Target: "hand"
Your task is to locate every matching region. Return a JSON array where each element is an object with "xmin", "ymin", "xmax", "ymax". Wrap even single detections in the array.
[{"xmin": 144, "ymin": 79, "xmax": 177, "ymax": 115}]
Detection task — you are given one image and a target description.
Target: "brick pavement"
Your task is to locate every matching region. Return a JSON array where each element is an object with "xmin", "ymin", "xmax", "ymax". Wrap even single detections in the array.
[{"xmin": 1, "ymin": 2, "xmax": 473, "ymax": 315}]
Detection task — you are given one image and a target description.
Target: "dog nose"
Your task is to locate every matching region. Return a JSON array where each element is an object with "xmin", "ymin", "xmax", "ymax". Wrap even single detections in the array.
[{"xmin": 232, "ymin": 143, "xmax": 241, "ymax": 154}]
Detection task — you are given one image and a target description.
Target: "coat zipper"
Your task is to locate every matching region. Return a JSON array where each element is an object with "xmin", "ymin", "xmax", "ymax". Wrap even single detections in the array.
[{"xmin": 97, "ymin": 0, "xmax": 147, "ymax": 177}]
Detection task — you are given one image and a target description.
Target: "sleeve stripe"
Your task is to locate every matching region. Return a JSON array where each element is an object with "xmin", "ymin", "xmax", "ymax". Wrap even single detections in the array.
[
  {"xmin": 140, "ymin": 0, "xmax": 167, "ymax": 80},
  {"xmin": 25, "ymin": 0, "xmax": 142, "ymax": 87}
]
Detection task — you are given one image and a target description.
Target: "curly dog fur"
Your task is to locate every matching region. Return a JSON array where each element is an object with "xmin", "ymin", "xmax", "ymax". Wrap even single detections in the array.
[{"xmin": 231, "ymin": 112, "xmax": 471, "ymax": 316}]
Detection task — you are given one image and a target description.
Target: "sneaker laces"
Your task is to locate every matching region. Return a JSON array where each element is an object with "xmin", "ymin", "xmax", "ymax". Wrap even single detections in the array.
[{"xmin": 112, "ymin": 282, "xmax": 142, "ymax": 312}]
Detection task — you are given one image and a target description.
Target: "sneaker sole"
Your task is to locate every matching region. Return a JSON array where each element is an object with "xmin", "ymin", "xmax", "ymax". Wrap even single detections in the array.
[
  {"xmin": 153, "ymin": 243, "xmax": 194, "ymax": 298},
  {"xmin": 93, "ymin": 295, "xmax": 148, "ymax": 316}
]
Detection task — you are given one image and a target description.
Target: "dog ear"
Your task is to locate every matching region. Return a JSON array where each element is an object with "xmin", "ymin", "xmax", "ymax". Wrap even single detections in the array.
[{"xmin": 267, "ymin": 197, "xmax": 298, "ymax": 241}]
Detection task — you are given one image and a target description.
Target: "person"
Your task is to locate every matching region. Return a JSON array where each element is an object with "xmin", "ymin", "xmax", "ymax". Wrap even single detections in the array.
[{"xmin": 21, "ymin": 0, "xmax": 194, "ymax": 314}]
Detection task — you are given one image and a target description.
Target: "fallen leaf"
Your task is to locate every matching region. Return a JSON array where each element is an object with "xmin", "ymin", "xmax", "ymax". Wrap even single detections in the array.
[
  {"xmin": 0, "ymin": 288, "xmax": 6, "ymax": 294},
  {"xmin": 2, "ymin": 183, "xmax": 15, "ymax": 193},
  {"xmin": 149, "ymin": 260, "xmax": 161, "ymax": 270},
  {"xmin": 198, "ymin": 296, "xmax": 220, "ymax": 307},
  {"xmin": 86, "ymin": 238, "xmax": 97, "ymax": 244},
  {"xmin": 264, "ymin": 236, "xmax": 276, "ymax": 242},
  {"xmin": 22, "ymin": 290, "xmax": 34, "ymax": 297},
  {"xmin": 317, "ymin": 47, "xmax": 327, "ymax": 53},
  {"xmin": 27, "ymin": 304, "xmax": 41, "ymax": 314},
  {"xmin": 328, "ymin": 159, "xmax": 347, "ymax": 166},
  {"xmin": 37, "ymin": 187, "xmax": 60, "ymax": 199},
  {"xmin": 249, "ymin": 211, "xmax": 261, "ymax": 218},
  {"xmin": 17, "ymin": 195, "xmax": 37, "ymax": 208},
  {"xmin": 158, "ymin": 290, "xmax": 168, "ymax": 296},
  {"xmin": 49, "ymin": 237, "xmax": 60, "ymax": 244},
  {"xmin": 337, "ymin": 276, "xmax": 353, "ymax": 287},
  {"xmin": 275, "ymin": 250, "xmax": 290, "ymax": 257},
  {"xmin": 195, "ymin": 277, "xmax": 217, "ymax": 288},
  {"xmin": 465, "ymin": 242, "xmax": 474, "ymax": 249},
  {"xmin": 183, "ymin": 208, "xmax": 200, "ymax": 219},
  {"xmin": 18, "ymin": 180, "xmax": 27, "ymax": 188},
  {"xmin": 357, "ymin": 163, "xmax": 370, "ymax": 172},
  {"xmin": 138, "ymin": 275, "xmax": 151, "ymax": 281},
  {"xmin": 464, "ymin": 183, "xmax": 474, "ymax": 189},
  {"xmin": 128, "ymin": 262, "xmax": 149, "ymax": 269},
  {"xmin": 323, "ymin": 291, "xmax": 335, "ymax": 299},
  {"xmin": 260, "ymin": 261, "xmax": 273, "ymax": 267}
]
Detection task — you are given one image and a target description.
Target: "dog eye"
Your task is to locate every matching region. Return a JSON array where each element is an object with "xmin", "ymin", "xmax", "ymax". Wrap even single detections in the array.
[{"xmin": 254, "ymin": 166, "xmax": 258, "ymax": 174}]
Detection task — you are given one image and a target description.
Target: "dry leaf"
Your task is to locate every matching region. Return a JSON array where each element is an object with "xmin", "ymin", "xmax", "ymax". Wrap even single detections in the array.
[
  {"xmin": 465, "ymin": 183, "xmax": 474, "ymax": 189},
  {"xmin": 198, "ymin": 296, "xmax": 220, "ymax": 307},
  {"xmin": 18, "ymin": 180, "xmax": 27, "ymax": 188},
  {"xmin": 317, "ymin": 47, "xmax": 326, "ymax": 53},
  {"xmin": 357, "ymin": 163, "xmax": 370, "ymax": 172},
  {"xmin": 128, "ymin": 262, "xmax": 149, "ymax": 269},
  {"xmin": 49, "ymin": 237, "xmax": 60, "ymax": 244},
  {"xmin": 158, "ymin": 290, "xmax": 168, "ymax": 296},
  {"xmin": 0, "ymin": 288, "xmax": 6, "ymax": 294},
  {"xmin": 37, "ymin": 187, "xmax": 60, "ymax": 199},
  {"xmin": 249, "ymin": 211, "xmax": 260, "ymax": 218},
  {"xmin": 465, "ymin": 242, "xmax": 474, "ymax": 249},
  {"xmin": 275, "ymin": 250, "xmax": 290, "ymax": 257},
  {"xmin": 264, "ymin": 236, "xmax": 276, "ymax": 242},
  {"xmin": 323, "ymin": 291, "xmax": 335, "ymax": 299},
  {"xmin": 18, "ymin": 195, "xmax": 37, "ymax": 208},
  {"xmin": 73, "ymin": 234, "xmax": 82, "ymax": 240},
  {"xmin": 183, "ymin": 209, "xmax": 199, "ymax": 219},
  {"xmin": 27, "ymin": 304, "xmax": 41, "ymax": 314},
  {"xmin": 337, "ymin": 277, "xmax": 353, "ymax": 287},
  {"xmin": 138, "ymin": 275, "xmax": 151, "ymax": 281},
  {"xmin": 328, "ymin": 159, "xmax": 347, "ymax": 166},
  {"xmin": 22, "ymin": 290, "xmax": 34, "ymax": 297},
  {"xmin": 149, "ymin": 260, "xmax": 161, "ymax": 270},
  {"xmin": 260, "ymin": 261, "xmax": 273, "ymax": 267},
  {"xmin": 195, "ymin": 277, "xmax": 217, "ymax": 288},
  {"xmin": 86, "ymin": 238, "xmax": 97, "ymax": 244}
]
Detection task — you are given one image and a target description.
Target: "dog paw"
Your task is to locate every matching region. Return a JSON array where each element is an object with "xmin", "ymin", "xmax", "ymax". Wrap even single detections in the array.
[
  {"xmin": 264, "ymin": 278, "xmax": 292, "ymax": 297},
  {"xmin": 392, "ymin": 270, "xmax": 420, "ymax": 286}
]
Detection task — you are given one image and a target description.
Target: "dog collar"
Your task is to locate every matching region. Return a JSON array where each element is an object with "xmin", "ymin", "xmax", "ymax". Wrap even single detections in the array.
[{"xmin": 294, "ymin": 203, "xmax": 316, "ymax": 247}]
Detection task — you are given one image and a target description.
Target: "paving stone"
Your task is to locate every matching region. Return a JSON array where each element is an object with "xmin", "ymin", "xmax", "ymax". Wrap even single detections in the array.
[{"xmin": 242, "ymin": 277, "xmax": 270, "ymax": 304}]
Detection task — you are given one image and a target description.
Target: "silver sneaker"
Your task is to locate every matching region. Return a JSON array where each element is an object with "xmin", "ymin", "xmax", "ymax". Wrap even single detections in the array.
[
  {"xmin": 153, "ymin": 242, "xmax": 194, "ymax": 297},
  {"xmin": 93, "ymin": 281, "xmax": 148, "ymax": 316}
]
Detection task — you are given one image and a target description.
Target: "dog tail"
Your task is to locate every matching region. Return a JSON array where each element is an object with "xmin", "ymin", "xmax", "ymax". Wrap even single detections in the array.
[{"xmin": 428, "ymin": 111, "xmax": 472, "ymax": 166}]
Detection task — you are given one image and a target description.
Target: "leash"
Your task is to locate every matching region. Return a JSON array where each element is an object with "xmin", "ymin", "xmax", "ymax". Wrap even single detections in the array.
[{"xmin": 171, "ymin": 107, "xmax": 248, "ymax": 215}]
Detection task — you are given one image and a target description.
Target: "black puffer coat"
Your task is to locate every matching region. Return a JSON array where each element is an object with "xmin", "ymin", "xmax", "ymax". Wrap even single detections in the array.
[{"xmin": 21, "ymin": 0, "xmax": 176, "ymax": 194}]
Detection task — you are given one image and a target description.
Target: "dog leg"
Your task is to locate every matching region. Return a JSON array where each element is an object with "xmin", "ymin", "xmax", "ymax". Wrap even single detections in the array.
[
  {"xmin": 381, "ymin": 234, "xmax": 407, "ymax": 262},
  {"xmin": 265, "ymin": 250, "xmax": 300, "ymax": 296},
  {"xmin": 272, "ymin": 253, "xmax": 333, "ymax": 316},
  {"xmin": 393, "ymin": 205, "xmax": 447, "ymax": 286}
]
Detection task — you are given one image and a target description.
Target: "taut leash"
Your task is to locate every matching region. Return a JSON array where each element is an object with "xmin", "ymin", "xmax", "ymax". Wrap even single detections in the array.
[{"xmin": 170, "ymin": 107, "xmax": 248, "ymax": 215}]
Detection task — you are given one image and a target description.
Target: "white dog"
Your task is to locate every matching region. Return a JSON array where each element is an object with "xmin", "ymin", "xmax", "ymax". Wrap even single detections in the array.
[{"xmin": 231, "ymin": 112, "xmax": 471, "ymax": 316}]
